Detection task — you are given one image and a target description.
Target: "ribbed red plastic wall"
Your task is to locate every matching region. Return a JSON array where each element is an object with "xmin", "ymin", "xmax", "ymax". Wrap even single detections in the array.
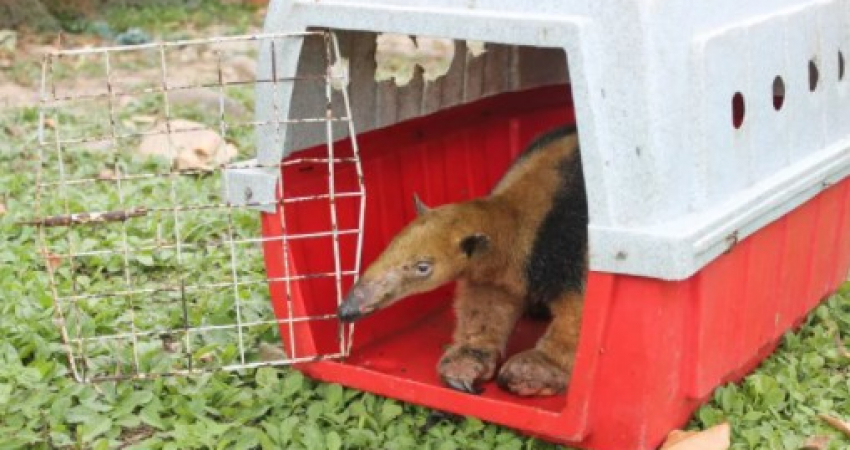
[{"xmin": 260, "ymin": 85, "xmax": 850, "ymax": 450}]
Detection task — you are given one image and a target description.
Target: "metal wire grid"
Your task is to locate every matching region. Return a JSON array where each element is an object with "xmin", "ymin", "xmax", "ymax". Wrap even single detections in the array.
[{"xmin": 28, "ymin": 31, "xmax": 365, "ymax": 382}]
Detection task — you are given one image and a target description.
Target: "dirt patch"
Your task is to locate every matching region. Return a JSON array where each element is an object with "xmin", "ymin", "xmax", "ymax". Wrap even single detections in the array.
[{"xmin": 1, "ymin": 27, "xmax": 260, "ymax": 109}]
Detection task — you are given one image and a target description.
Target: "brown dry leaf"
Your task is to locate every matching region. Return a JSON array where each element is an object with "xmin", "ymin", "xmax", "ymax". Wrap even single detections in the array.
[
  {"xmin": 801, "ymin": 434, "xmax": 831, "ymax": 450},
  {"xmin": 43, "ymin": 117, "xmax": 56, "ymax": 129},
  {"xmin": 659, "ymin": 422, "xmax": 730, "ymax": 450},
  {"xmin": 43, "ymin": 251, "xmax": 62, "ymax": 270},
  {"xmin": 818, "ymin": 414, "xmax": 850, "ymax": 438},
  {"xmin": 661, "ymin": 430, "xmax": 699, "ymax": 449}
]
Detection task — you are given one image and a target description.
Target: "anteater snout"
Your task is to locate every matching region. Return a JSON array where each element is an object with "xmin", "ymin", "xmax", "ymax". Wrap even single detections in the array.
[{"xmin": 337, "ymin": 282, "xmax": 378, "ymax": 322}]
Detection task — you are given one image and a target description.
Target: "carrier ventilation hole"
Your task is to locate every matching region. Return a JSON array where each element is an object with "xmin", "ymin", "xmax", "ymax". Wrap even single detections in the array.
[
  {"xmin": 809, "ymin": 59, "xmax": 820, "ymax": 91},
  {"xmin": 772, "ymin": 76, "xmax": 785, "ymax": 111},
  {"xmin": 839, "ymin": 51, "xmax": 846, "ymax": 81},
  {"xmin": 732, "ymin": 92, "xmax": 745, "ymax": 129}
]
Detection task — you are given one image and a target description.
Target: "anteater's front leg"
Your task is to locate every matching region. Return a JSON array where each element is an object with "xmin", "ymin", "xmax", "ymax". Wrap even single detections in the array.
[
  {"xmin": 438, "ymin": 281, "xmax": 525, "ymax": 394},
  {"xmin": 497, "ymin": 290, "xmax": 583, "ymax": 396}
]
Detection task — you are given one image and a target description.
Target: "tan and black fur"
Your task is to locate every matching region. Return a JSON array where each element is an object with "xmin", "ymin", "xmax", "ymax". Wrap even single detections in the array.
[{"xmin": 338, "ymin": 126, "xmax": 587, "ymax": 396}]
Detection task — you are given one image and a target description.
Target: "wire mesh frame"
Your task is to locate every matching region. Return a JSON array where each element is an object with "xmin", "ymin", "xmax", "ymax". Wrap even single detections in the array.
[{"xmin": 29, "ymin": 31, "xmax": 366, "ymax": 382}]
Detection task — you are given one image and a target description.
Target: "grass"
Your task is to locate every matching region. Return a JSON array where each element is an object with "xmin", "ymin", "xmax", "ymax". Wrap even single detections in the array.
[
  {"xmin": 60, "ymin": 1, "xmax": 262, "ymax": 39},
  {"xmin": 2, "ymin": 3, "xmax": 850, "ymax": 449},
  {"xmin": 691, "ymin": 289, "xmax": 850, "ymax": 449},
  {"xmin": 3, "ymin": 100, "xmax": 850, "ymax": 450},
  {"xmin": 0, "ymin": 87, "xmax": 559, "ymax": 449}
]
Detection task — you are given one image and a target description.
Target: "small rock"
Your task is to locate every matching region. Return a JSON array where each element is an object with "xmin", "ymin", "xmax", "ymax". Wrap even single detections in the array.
[{"xmin": 137, "ymin": 119, "xmax": 237, "ymax": 171}]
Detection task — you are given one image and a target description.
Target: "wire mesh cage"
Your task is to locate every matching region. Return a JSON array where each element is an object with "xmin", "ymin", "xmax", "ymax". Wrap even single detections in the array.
[{"xmin": 25, "ymin": 31, "xmax": 364, "ymax": 382}]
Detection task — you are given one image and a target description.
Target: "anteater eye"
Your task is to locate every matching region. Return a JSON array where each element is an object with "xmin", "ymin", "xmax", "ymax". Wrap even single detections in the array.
[{"xmin": 414, "ymin": 261, "xmax": 433, "ymax": 277}]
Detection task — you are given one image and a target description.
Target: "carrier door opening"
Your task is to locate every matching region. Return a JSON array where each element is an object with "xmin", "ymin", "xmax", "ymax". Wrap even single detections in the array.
[{"xmin": 275, "ymin": 35, "xmax": 588, "ymax": 414}]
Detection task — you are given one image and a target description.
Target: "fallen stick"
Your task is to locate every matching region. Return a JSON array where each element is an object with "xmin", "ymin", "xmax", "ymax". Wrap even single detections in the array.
[{"xmin": 20, "ymin": 207, "xmax": 148, "ymax": 227}]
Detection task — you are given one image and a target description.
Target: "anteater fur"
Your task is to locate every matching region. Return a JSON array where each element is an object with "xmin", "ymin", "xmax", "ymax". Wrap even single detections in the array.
[{"xmin": 337, "ymin": 125, "xmax": 587, "ymax": 397}]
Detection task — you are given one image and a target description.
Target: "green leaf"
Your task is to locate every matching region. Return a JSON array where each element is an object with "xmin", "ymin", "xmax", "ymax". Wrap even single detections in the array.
[
  {"xmin": 299, "ymin": 423, "xmax": 324, "ymax": 450},
  {"xmin": 380, "ymin": 402, "xmax": 404, "ymax": 424},
  {"xmin": 124, "ymin": 390, "xmax": 154, "ymax": 408},
  {"xmin": 16, "ymin": 367, "xmax": 42, "ymax": 386},
  {"xmin": 281, "ymin": 371, "xmax": 304, "ymax": 398},
  {"xmin": 494, "ymin": 441, "xmax": 523, "ymax": 450},
  {"xmin": 272, "ymin": 415, "xmax": 299, "ymax": 445},
  {"xmin": 136, "ymin": 254, "xmax": 155, "ymax": 267},
  {"xmin": 324, "ymin": 384, "xmax": 343, "ymax": 409},
  {"xmin": 255, "ymin": 367, "xmax": 278, "ymax": 389},
  {"xmin": 325, "ymin": 430, "xmax": 342, "ymax": 450},
  {"xmin": 140, "ymin": 405, "xmax": 168, "ymax": 430},
  {"xmin": 49, "ymin": 396, "xmax": 72, "ymax": 423},
  {"xmin": 80, "ymin": 417, "xmax": 112, "ymax": 442},
  {"xmin": 438, "ymin": 440, "xmax": 458, "ymax": 450},
  {"xmin": 0, "ymin": 384, "xmax": 11, "ymax": 405},
  {"xmin": 66, "ymin": 405, "xmax": 98, "ymax": 424},
  {"xmin": 306, "ymin": 402, "xmax": 323, "ymax": 421},
  {"xmin": 233, "ymin": 429, "xmax": 261, "ymax": 450}
]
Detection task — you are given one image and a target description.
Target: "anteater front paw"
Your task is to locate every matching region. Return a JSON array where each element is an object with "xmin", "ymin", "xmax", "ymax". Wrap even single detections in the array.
[
  {"xmin": 437, "ymin": 345, "xmax": 500, "ymax": 394},
  {"xmin": 497, "ymin": 349, "xmax": 569, "ymax": 396}
]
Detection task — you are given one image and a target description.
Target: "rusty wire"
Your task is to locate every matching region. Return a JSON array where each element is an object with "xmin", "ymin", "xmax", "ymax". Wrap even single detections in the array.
[{"xmin": 28, "ymin": 31, "xmax": 364, "ymax": 382}]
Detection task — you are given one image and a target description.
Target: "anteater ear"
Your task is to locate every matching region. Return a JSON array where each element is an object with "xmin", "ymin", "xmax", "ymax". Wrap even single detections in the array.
[
  {"xmin": 460, "ymin": 233, "xmax": 490, "ymax": 257},
  {"xmin": 413, "ymin": 193, "xmax": 431, "ymax": 216}
]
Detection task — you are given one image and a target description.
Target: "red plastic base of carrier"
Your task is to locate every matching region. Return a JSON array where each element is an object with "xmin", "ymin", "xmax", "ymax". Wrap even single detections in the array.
[{"xmin": 260, "ymin": 85, "xmax": 850, "ymax": 450}]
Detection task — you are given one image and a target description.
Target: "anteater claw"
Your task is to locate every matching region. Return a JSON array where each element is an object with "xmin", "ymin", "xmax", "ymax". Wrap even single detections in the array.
[
  {"xmin": 445, "ymin": 378, "xmax": 471, "ymax": 393},
  {"xmin": 445, "ymin": 378, "xmax": 483, "ymax": 394},
  {"xmin": 438, "ymin": 345, "xmax": 498, "ymax": 394}
]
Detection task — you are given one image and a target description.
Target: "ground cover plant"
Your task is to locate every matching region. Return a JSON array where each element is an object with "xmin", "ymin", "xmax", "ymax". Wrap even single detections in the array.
[{"xmin": 2, "ymin": 1, "xmax": 850, "ymax": 449}]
